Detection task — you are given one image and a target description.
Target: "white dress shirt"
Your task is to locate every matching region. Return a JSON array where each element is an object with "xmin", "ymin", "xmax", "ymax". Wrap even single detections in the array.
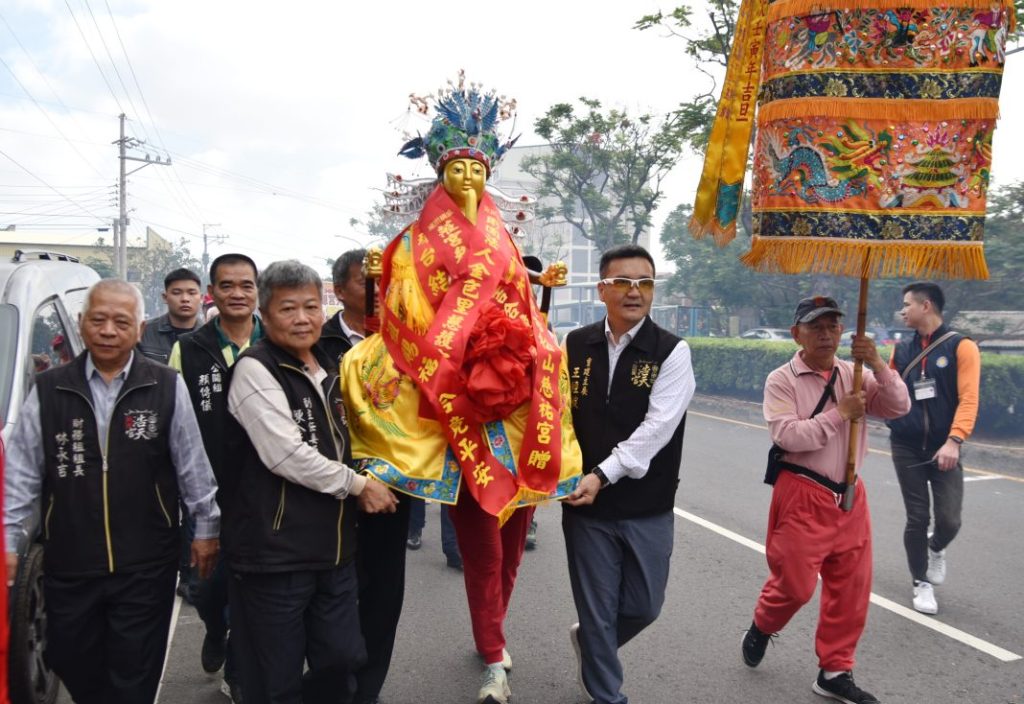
[
  {"xmin": 598, "ymin": 317, "xmax": 696, "ymax": 485},
  {"xmin": 227, "ymin": 356, "xmax": 367, "ymax": 499}
]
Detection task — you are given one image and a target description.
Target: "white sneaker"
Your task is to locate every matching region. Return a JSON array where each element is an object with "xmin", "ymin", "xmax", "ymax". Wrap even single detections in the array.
[
  {"xmin": 927, "ymin": 548, "xmax": 947, "ymax": 585},
  {"xmin": 477, "ymin": 664, "xmax": 510, "ymax": 704},
  {"xmin": 569, "ymin": 623, "xmax": 591, "ymax": 700},
  {"xmin": 913, "ymin": 581, "xmax": 938, "ymax": 615},
  {"xmin": 479, "ymin": 648, "xmax": 512, "ymax": 671}
]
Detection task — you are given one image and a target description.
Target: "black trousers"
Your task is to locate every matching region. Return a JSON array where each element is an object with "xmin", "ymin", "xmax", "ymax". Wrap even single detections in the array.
[
  {"xmin": 230, "ymin": 562, "xmax": 365, "ymax": 704},
  {"xmin": 194, "ymin": 558, "xmax": 238, "ymax": 681},
  {"xmin": 44, "ymin": 561, "xmax": 177, "ymax": 704},
  {"xmin": 891, "ymin": 440, "xmax": 964, "ymax": 583},
  {"xmin": 354, "ymin": 497, "xmax": 411, "ymax": 703}
]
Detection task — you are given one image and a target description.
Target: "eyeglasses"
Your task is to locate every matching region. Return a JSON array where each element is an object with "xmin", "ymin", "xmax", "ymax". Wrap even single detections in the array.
[{"xmin": 599, "ymin": 277, "xmax": 656, "ymax": 293}]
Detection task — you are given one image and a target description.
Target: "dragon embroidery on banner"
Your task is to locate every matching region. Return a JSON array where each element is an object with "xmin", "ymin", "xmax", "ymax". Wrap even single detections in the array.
[{"xmin": 768, "ymin": 120, "xmax": 892, "ymax": 204}]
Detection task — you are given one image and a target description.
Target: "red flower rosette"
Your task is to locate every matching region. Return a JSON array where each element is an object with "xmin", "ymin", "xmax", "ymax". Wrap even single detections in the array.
[{"xmin": 463, "ymin": 302, "xmax": 536, "ymax": 423}]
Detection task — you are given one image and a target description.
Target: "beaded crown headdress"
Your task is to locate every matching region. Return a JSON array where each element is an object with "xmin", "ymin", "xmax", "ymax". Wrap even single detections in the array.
[{"xmin": 398, "ymin": 70, "xmax": 519, "ymax": 176}]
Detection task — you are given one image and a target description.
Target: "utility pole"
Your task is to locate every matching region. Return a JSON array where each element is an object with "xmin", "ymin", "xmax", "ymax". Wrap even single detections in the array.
[
  {"xmin": 201, "ymin": 223, "xmax": 227, "ymax": 286},
  {"xmin": 114, "ymin": 113, "xmax": 171, "ymax": 279}
]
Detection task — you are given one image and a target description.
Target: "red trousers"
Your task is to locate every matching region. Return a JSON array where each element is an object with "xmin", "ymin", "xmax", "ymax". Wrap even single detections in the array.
[
  {"xmin": 448, "ymin": 485, "xmax": 534, "ymax": 665},
  {"xmin": 753, "ymin": 470, "xmax": 873, "ymax": 671}
]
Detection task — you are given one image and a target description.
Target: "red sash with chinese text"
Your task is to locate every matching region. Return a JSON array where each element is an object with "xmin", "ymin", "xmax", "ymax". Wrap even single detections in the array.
[{"xmin": 379, "ymin": 185, "xmax": 564, "ymax": 517}]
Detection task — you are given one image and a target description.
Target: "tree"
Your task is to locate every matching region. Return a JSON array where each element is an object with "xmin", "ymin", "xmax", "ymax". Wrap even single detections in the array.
[
  {"xmin": 635, "ymin": 2, "xmax": 739, "ymax": 154},
  {"xmin": 128, "ymin": 238, "xmax": 203, "ymax": 319},
  {"xmin": 347, "ymin": 209, "xmax": 394, "ymax": 244},
  {"xmin": 81, "ymin": 237, "xmax": 116, "ymax": 279},
  {"xmin": 521, "ymin": 98, "xmax": 691, "ymax": 253},
  {"xmin": 661, "ymin": 180, "xmax": 1024, "ymax": 329},
  {"xmin": 326, "ymin": 208, "xmax": 400, "ymax": 271},
  {"xmin": 939, "ymin": 180, "xmax": 1024, "ymax": 313}
]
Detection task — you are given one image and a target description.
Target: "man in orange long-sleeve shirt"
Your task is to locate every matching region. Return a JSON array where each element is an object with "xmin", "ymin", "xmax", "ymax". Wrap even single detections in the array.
[{"xmin": 887, "ymin": 282, "xmax": 980, "ymax": 615}]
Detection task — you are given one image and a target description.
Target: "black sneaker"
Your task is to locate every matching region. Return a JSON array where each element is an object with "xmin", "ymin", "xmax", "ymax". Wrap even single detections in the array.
[
  {"xmin": 202, "ymin": 632, "xmax": 227, "ymax": 673},
  {"xmin": 741, "ymin": 621, "xmax": 774, "ymax": 668},
  {"xmin": 525, "ymin": 519, "xmax": 538, "ymax": 551},
  {"xmin": 812, "ymin": 670, "xmax": 880, "ymax": 704},
  {"xmin": 406, "ymin": 532, "xmax": 422, "ymax": 550},
  {"xmin": 176, "ymin": 579, "xmax": 195, "ymax": 605},
  {"xmin": 220, "ymin": 677, "xmax": 243, "ymax": 703}
]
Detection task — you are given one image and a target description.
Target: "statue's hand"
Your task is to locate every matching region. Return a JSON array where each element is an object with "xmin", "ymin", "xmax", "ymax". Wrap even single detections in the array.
[{"xmin": 538, "ymin": 262, "xmax": 568, "ymax": 287}]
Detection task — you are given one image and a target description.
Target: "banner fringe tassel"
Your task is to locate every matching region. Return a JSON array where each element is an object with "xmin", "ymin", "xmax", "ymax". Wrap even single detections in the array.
[{"xmin": 740, "ymin": 237, "xmax": 990, "ymax": 280}]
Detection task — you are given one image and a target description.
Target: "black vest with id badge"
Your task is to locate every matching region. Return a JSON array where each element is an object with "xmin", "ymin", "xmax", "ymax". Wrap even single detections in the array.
[{"xmin": 886, "ymin": 324, "xmax": 964, "ymax": 453}]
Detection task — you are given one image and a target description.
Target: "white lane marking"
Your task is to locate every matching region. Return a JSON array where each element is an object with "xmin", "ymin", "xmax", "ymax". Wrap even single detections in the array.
[
  {"xmin": 689, "ymin": 411, "xmax": 1024, "ymax": 484},
  {"xmin": 964, "ymin": 475, "xmax": 1001, "ymax": 483},
  {"xmin": 155, "ymin": 593, "xmax": 184, "ymax": 702},
  {"xmin": 673, "ymin": 507, "xmax": 1022, "ymax": 663}
]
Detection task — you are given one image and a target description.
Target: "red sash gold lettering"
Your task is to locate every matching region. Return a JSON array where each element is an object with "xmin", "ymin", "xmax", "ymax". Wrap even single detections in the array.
[{"xmin": 379, "ymin": 185, "xmax": 564, "ymax": 516}]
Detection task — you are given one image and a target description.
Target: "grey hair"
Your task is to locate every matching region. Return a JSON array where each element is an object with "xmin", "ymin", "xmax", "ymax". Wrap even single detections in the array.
[
  {"xmin": 258, "ymin": 260, "xmax": 323, "ymax": 310},
  {"xmin": 83, "ymin": 279, "xmax": 145, "ymax": 325}
]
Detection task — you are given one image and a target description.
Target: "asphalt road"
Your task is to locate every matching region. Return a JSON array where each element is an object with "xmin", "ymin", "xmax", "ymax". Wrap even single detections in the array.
[{"xmin": 66, "ymin": 396, "xmax": 1024, "ymax": 704}]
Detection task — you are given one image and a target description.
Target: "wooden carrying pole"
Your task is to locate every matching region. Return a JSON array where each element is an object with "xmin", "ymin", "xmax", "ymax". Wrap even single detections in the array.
[{"xmin": 842, "ymin": 276, "xmax": 870, "ymax": 511}]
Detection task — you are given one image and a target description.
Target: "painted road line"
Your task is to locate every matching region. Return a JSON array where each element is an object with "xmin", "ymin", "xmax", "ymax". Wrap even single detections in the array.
[
  {"xmin": 156, "ymin": 591, "xmax": 184, "ymax": 702},
  {"xmin": 964, "ymin": 475, "xmax": 1002, "ymax": 483},
  {"xmin": 689, "ymin": 411, "xmax": 1024, "ymax": 484},
  {"xmin": 673, "ymin": 507, "xmax": 1023, "ymax": 663}
]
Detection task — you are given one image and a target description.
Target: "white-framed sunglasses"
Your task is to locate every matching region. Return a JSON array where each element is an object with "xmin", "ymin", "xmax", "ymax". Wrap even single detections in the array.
[{"xmin": 599, "ymin": 277, "xmax": 656, "ymax": 293}]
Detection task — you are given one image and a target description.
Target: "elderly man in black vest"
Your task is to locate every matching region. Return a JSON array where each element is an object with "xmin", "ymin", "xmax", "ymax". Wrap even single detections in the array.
[
  {"xmin": 4, "ymin": 279, "xmax": 220, "ymax": 704},
  {"xmin": 563, "ymin": 244, "xmax": 695, "ymax": 704},
  {"xmin": 167, "ymin": 252, "xmax": 262, "ymax": 701},
  {"xmin": 225, "ymin": 260, "xmax": 398, "ymax": 704}
]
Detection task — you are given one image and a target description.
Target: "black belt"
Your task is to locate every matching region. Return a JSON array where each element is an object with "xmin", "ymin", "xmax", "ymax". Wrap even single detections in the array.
[{"xmin": 779, "ymin": 462, "xmax": 848, "ymax": 495}]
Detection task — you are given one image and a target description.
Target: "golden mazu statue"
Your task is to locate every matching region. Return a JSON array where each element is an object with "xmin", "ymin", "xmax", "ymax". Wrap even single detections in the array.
[{"xmin": 342, "ymin": 76, "xmax": 582, "ymax": 521}]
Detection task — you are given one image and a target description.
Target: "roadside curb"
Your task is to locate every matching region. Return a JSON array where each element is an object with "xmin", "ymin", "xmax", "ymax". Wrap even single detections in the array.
[{"xmin": 690, "ymin": 394, "xmax": 1024, "ymax": 478}]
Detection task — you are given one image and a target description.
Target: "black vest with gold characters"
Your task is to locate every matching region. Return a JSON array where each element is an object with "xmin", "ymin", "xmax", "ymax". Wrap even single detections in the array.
[
  {"xmin": 223, "ymin": 339, "xmax": 357, "ymax": 572},
  {"xmin": 36, "ymin": 352, "xmax": 179, "ymax": 577},
  {"xmin": 564, "ymin": 317, "xmax": 687, "ymax": 520}
]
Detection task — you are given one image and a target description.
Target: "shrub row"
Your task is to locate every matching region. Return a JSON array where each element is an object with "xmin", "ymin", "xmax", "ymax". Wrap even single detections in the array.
[{"xmin": 686, "ymin": 338, "xmax": 1024, "ymax": 438}]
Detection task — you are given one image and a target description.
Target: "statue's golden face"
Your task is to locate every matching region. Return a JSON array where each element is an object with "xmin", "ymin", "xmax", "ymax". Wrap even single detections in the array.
[{"xmin": 442, "ymin": 158, "xmax": 486, "ymax": 210}]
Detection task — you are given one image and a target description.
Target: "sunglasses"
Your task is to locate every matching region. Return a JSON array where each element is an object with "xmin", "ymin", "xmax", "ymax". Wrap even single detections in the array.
[{"xmin": 599, "ymin": 277, "xmax": 656, "ymax": 293}]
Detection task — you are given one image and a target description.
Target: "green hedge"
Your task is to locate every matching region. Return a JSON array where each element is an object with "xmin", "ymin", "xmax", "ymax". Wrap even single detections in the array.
[{"xmin": 687, "ymin": 338, "xmax": 1024, "ymax": 437}]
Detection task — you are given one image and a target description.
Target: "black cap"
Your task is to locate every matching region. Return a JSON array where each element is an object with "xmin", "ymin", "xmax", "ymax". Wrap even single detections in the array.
[{"xmin": 794, "ymin": 296, "xmax": 844, "ymax": 324}]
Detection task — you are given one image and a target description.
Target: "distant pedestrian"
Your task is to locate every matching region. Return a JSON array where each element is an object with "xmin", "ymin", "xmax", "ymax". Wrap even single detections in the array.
[
  {"xmin": 318, "ymin": 246, "xmax": 413, "ymax": 704},
  {"xmin": 139, "ymin": 267, "xmax": 202, "ymax": 364},
  {"xmin": 407, "ymin": 499, "xmax": 462, "ymax": 570},
  {"xmin": 319, "ymin": 248, "xmax": 367, "ymax": 367},
  {"xmin": 562, "ymin": 244, "xmax": 695, "ymax": 704},
  {"xmin": 887, "ymin": 282, "xmax": 980, "ymax": 615},
  {"xmin": 741, "ymin": 296, "xmax": 910, "ymax": 704},
  {"xmin": 4, "ymin": 279, "xmax": 220, "ymax": 704},
  {"xmin": 167, "ymin": 253, "xmax": 262, "ymax": 701}
]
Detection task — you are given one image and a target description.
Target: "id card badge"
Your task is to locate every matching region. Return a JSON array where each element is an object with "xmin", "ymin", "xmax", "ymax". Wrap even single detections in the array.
[{"xmin": 914, "ymin": 378, "xmax": 937, "ymax": 401}]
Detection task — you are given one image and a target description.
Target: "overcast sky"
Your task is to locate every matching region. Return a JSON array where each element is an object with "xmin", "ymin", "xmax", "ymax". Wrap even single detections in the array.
[{"xmin": 2, "ymin": 0, "xmax": 1023, "ymax": 276}]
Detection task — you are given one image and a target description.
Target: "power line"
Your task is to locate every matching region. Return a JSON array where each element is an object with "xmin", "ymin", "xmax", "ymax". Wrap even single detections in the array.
[
  {"xmin": 0, "ymin": 55, "xmax": 108, "ymax": 181},
  {"xmin": 0, "ymin": 9, "xmax": 111, "ymax": 178},
  {"xmin": 82, "ymin": 0, "xmax": 147, "ymax": 139},
  {"xmin": 63, "ymin": 0, "xmax": 125, "ymax": 114},
  {"xmin": 170, "ymin": 154, "xmax": 364, "ymax": 217},
  {"xmin": 101, "ymin": 0, "xmax": 207, "ymax": 225},
  {"xmin": 0, "ymin": 147, "xmax": 108, "ymax": 223},
  {"xmin": 0, "ymin": 90, "xmax": 115, "ymax": 118}
]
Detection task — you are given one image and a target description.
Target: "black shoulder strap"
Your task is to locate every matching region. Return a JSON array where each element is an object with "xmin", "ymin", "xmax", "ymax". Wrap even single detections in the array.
[
  {"xmin": 900, "ymin": 331, "xmax": 958, "ymax": 381},
  {"xmin": 811, "ymin": 367, "xmax": 840, "ymax": 418}
]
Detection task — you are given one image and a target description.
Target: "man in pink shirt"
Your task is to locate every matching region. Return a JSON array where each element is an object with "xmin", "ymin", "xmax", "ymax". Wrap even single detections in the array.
[{"xmin": 741, "ymin": 296, "xmax": 910, "ymax": 704}]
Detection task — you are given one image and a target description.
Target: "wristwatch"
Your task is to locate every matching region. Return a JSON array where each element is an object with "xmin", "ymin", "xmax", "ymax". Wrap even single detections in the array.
[
  {"xmin": 948, "ymin": 436, "xmax": 964, "ymax": 446},
  {"xmin": 592, "ymin": 467, "xmax": 611, "ymax": 488}
]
